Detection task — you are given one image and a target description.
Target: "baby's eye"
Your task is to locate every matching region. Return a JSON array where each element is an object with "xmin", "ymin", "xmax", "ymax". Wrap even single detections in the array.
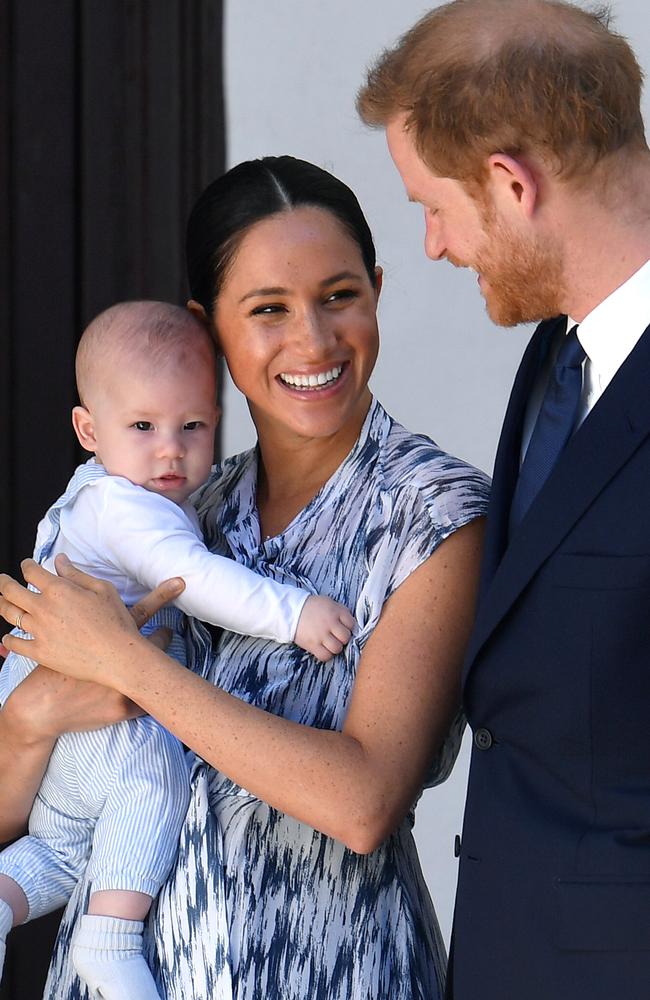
[
  {"xmin": 132, "ymin": 421, "xmax": 153, "ymax": 431},
  {"xmin": 184, "ymin": 421, "xmax": 203, "ymax": 431}
]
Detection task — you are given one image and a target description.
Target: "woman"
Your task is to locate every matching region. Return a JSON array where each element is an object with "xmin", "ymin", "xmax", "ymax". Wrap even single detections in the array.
[{"xmin": 0, "ymin": 157, "xmax": 489, "ymax": 999}]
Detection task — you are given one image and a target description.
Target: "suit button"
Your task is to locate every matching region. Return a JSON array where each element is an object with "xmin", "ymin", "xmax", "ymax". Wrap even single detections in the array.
[
  {"xmin": 474, "ymin": 727, "xmax": 493, "ymax": 750},
  {"xmin": 454, "ymin": 835, "xmax": 461, "ymax": 858}
]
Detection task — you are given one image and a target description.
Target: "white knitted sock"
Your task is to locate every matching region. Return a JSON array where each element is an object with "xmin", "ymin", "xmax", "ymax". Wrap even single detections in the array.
[
  {"xmin": 0, "ymin": 898, "xmax": 13, "ymax": 982},
  {"xmin": 71, "ymin": 914, "xmax": 160, "ymax": 999}
]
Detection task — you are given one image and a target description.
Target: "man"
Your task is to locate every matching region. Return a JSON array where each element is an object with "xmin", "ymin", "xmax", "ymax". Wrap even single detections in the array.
[{"xmin": 358, "ymin": 1, "xmax": 650, "ymax": 998}]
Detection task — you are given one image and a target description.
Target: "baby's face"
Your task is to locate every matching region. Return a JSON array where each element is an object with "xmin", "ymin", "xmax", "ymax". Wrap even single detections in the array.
[{"xmin": 88, "ymin": 358, "xmax": 219, "ymax": 504}]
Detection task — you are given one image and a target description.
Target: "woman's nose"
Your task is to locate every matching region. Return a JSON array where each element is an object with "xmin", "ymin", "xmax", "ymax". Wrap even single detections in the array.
[{"xmin": 297, "ymin": 308, "xmax": 337, "ymax": 354}]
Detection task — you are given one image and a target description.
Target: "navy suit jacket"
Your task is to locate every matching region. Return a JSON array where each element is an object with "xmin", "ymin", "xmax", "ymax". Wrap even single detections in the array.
[{"xmin": 448, "ymin": 316, "xmax": 650, "ymax": 1000}]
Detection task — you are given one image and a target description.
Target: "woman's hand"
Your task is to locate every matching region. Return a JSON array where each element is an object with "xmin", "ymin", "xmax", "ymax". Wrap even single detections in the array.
[
  {"xmin": 0, "ymin": 554, "xmax": 185, "ymax": 689},
  {"xmin": 6, "ymin": 665, "xmax": 144, "ymax": 742},
  {"xmin": 0, "ymin": 557, "xmax": 183, "ymax": 843}
]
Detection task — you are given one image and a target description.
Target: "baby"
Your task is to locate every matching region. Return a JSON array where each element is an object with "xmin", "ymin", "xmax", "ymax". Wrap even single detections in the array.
[{"xmin": 0, "ymin": 301, "xmax": 353, "ymax": 999}]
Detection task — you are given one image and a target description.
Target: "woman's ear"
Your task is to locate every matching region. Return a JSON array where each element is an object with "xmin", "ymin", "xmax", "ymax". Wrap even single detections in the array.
[
  {"xmin": 374, "ymin": 265, "xmax": 384, "ymax": 302},
  {"xmin": 188, "ymin": 298, "xmax": 222, "ymax": 355},
  {"xmin": 187, "ymin": 299, "xmax": 208, "ymax": 322},
  {"xmin": 72, "ymin": 406, "xmax": 98, "ymax": 453}
]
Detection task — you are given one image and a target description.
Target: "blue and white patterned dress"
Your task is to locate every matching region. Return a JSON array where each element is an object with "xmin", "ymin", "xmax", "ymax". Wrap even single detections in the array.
[{"xmin": 46, "ymin": 399, "xmax": 489, "ymax": 1000}]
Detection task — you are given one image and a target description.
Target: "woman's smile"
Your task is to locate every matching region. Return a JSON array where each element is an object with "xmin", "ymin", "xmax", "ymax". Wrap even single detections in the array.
[{"xmin": 277, "ymin": 362, "xmax": 346, "ymax": 393}]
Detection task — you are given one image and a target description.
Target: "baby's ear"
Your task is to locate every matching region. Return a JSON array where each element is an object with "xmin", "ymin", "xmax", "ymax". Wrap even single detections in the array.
[{"xmin": 72, "ymin": 406, "xmax": 98, "ymax": 452}]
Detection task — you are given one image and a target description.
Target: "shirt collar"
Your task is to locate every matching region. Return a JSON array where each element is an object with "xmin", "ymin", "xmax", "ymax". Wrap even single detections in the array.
[{"xmin": 573, "ymin": 258, "xmax": 650, "ymax": 385}]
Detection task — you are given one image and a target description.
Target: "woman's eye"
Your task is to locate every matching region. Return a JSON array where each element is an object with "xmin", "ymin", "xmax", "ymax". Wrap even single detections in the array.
[
  {"xmin": 325, "ymin": 289, "xmax": 358, "ymax": 305},
  {"xmin": 132, "ymin": 421, "xmax": 153, "ymax": 431},
  {"xmin": 251, "ymin": 303, "xmax": 285, "ymax": 316}
]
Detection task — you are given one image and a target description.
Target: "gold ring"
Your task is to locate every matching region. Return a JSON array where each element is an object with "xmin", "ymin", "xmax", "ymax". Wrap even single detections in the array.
[{"xmin": 15, "ymin": 612, "xmax": 24, "ymax": 631}]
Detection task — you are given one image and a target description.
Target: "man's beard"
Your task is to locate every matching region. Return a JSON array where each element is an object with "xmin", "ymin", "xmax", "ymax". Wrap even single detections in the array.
[{"xmin": 451, "ymin": 209, "xmax": 566, "ymax": 328}]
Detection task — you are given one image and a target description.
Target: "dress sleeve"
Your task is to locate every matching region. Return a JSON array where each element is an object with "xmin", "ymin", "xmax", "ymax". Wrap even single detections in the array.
[
  {"xmin": 386, "ymin": 462, "xmax": 490, "ymax": 599},
  {"xmin": 92, "ymin": 479, "xmax": 309, "ymax": 644}
]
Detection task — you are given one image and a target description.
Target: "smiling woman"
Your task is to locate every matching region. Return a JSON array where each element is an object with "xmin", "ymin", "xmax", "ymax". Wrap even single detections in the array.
[{"xmin": 0, "ymin": 156, "xmax": 490, "ymax": 1000}]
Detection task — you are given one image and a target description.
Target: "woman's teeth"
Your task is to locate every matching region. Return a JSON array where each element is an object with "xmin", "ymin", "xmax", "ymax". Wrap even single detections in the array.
[{"xmin": 279, "ymin": 365, "xmax": 343, "ymax": 389}]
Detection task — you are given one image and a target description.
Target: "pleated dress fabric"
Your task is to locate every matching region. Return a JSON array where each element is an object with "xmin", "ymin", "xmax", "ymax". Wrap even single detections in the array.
[{"xmin": 45, "ymin": 399, "xmax": 489, "ymax": 1000}]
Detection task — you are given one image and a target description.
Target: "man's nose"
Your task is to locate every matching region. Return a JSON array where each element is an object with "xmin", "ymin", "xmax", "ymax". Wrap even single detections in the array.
[{"xmin": 424, "ymin": 209, "xmax": 446, "ymax": 261}]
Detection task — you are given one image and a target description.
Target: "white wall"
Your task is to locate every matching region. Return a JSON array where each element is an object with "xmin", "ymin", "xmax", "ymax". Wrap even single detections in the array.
[{"xmin": 223, "ymin": 0, "xmax": 650, "ymax": 945}]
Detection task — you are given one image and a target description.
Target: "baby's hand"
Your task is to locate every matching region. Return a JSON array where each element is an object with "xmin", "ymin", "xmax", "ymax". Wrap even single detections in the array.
[{"xmin": 294, "ymin": 595, "xmax": 355, "ymax": 662}]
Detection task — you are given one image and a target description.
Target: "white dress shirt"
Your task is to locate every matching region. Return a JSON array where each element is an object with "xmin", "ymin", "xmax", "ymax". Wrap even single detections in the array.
[{"xmin": 520, "ymin": 258, "xmax": 650, "ymax": 463}]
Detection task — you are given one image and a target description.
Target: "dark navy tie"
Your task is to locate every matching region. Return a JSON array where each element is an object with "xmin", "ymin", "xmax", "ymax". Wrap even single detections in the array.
[{"xmin": 509, "ymin": 325, "xmax": 586, "ymax": 533}]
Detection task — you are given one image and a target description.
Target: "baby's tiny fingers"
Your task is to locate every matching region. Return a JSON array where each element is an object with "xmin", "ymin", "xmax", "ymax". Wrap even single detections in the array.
[
  {"xmin": 331, "ymin": 621, "xmax": 352, "ymax": 644},
  {"xmin": 339, "ymin": 609, "xmax": 356, "ymax": 630},
  {"xmin": 322, "ymin": 634, "xmax": 345, "ymax": 656}
]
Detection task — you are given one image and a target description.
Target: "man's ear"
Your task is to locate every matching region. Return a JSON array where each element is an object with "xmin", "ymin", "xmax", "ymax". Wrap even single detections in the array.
[
  {"xmin": 72, "ymin": 406, "xmax": 98, "ymax": 452},
  {"xmin": 486, "ymin": 153, "xmax": 539, "ymax": 219}
]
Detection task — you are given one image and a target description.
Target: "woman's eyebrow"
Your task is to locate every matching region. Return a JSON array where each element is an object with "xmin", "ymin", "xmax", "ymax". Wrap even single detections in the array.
[
  {"xmin": 239, "ymin": 286, "xmax": 287, "ymax": 303},
  {"xmin": 321, "ymin": 270, "xmax": 363, "ymax": 286},
  {"xmin": 239, "ymin": 271, "xmax": 363, "ymax": 304}
]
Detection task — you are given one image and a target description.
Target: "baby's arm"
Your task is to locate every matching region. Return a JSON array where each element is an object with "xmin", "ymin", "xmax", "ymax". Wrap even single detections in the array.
[{"xmin": 89, "ymin": 480, "xmax": 353, "ymax": 660}]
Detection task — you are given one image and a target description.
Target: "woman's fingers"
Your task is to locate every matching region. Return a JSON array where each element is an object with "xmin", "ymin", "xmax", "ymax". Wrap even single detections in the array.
[
  {"xmin": 52, "ymin": 553, "xmax": 115, "ymax": 593},
  {"xmin": 0, "ymin": 572, "xmax": 40, "ymax": 625},
  {"xmin": 129, "ymin": 578, "xmax": 185, "ymax": 629},
  {"xmin": 1, "ymin": 632, "xmax": 34, "ymax": 658}
]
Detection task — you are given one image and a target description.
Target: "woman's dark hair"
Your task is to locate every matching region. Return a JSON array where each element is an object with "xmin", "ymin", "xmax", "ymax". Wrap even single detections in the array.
[{"xmin": 186, "ymin": 156, "xmax": 377, "ymax": 315}]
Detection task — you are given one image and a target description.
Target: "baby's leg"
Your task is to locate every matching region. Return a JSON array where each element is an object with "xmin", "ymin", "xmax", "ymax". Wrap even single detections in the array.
[
  {"xmin": 72, "ymin": 718, "xmax": 189, "ymax": 999},
  {"xmin": 0, "ymin": 819, "xmax": 88, "ymax": 986},
  {"xmin": 0, "ymin": 875, "xmax": 27, "ymax": 982},
  {"xmin": 72, "ymin": 908, "xmax": 161, "ymax": 1000}
]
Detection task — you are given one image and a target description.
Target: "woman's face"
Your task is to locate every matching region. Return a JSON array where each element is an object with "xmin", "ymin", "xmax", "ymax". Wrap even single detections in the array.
[{"xmin": 210, "ymin": 206, "xmax": 381, "ymax": 445}]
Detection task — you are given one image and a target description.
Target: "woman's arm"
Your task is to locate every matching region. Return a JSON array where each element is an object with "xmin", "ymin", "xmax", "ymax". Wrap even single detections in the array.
[
  {"xmin": 0, "ymin": 670, "xmax": 57, "ymax": 842},
  {"xmin": 0, "ymin": 521, "xmax": 482, "ymax": 853},
  {"xmin": 0, "ymin": 579, "xmax": 183, "ymax": 844}
]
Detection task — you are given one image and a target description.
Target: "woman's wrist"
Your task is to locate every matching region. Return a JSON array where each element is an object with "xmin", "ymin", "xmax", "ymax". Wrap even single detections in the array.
[{"xmin": 112, "ymin": 633, "xmax": 179, "ymax": 707}]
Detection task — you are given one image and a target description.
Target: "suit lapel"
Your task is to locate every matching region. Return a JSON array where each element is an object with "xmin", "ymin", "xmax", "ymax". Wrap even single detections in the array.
[
  {"xmin": 465, "ymin": 320, "xmax": 650, "ymax": 679},
  {"xmin": 478, "ymin": 318, "xmax": 562, "ymax": 597}
]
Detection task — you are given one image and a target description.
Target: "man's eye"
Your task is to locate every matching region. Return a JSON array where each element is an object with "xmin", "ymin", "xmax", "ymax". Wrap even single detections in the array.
[
  {"xmin": 132, "ymin": 421, "xmax": 153, "ymax": 431},
  {"xmin": 184, "ymin": 421, "xmax": 203, "ymax": 431}
]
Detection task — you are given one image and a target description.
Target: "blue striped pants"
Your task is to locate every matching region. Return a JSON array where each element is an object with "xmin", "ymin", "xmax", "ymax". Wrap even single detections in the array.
[{"xmin": 0, "ymin": 651, "xmax": 190, "ymax": 923}]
